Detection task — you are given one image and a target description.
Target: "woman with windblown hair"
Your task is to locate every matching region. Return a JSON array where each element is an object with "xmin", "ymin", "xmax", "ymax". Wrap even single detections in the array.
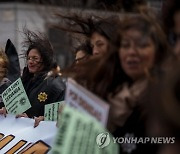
[
  {"xmin": 16, "ymin": 29, "xmax": 65, "ymax": 127},
  {"xmin": 55, "ymin": 13, "xmax": 120, "ymax": 86},
  {"xmin": 67, "ymin": 14, "xmax": 170, "ymax": 153},
  {"xmin": 98, "ymin": 15, "xmax": 169, "ymax": 154}
]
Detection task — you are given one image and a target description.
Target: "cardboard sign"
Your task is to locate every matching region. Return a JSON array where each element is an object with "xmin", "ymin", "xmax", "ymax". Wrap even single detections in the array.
[
  {"xmin": 2, "ymin": 78, "xmax": 31, "ymax": 115},
  {"xmin": 51, "ymin": 105, "xmax": 119, "ymax": 154},
  {"xmin": 65, "ymin": 78, "xmax": 109, "ymax": 127},
  {"xmin": 44, "ymin": 101, "xmax": 65, "ymax": 121}
]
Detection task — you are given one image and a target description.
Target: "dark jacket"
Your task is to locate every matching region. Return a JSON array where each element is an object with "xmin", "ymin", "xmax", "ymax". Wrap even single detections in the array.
[
  {"xmin": 0, "ymin": 78, "xmax": 11, "ymax": 108},
  {"xmin": 21, "ymin": 67, "xmax": 65, "ymax": 118},
  {"xmin": 113, "ymin": 106, "xmax": 158, "ymax": 154}
]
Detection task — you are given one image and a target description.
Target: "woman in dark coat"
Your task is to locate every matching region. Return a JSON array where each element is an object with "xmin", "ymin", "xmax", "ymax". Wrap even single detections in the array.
[{"xmin": 17, "ymin": 30, "xmax": 65, "ymax": 127}]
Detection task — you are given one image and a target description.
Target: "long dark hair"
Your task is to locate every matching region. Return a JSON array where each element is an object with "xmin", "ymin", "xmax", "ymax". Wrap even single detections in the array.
[
  {"xmin": 89, "ymin": 49, "xmax": 132, "ymax": 99},
  {"xmin": 162, "ymin": 0, "xmax": 180, "ymax": 35},
  {"xmin": 71, "ymin": 14, "xmax": 170, "ymax": 101},
  {"xmin": 54, "ymin": 13, "xmax": 120, "ymax": 45},
  {"xmin": 69, "ymin": 44, "xmax": 132, "ymax": 101},
  {"xmin": 74, "ymin": 40, "xmax": 92, "ymax": 56}
]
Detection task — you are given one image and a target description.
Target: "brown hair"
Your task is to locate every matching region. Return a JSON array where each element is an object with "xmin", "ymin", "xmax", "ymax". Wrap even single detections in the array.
[
  {"xmin": 54, "ymin": 13, "xmax": 120, "ymax": 46},
  {"xmin": 0, "ymin": 50, "xmax": 9, "ymax": 80},
  {"xmin": 120, "ymin": 14, "xmax": 170, "ymax": 66},
  {"xmin": 70, "ymin": 14, "xmax": 170, "ymax": 101}
]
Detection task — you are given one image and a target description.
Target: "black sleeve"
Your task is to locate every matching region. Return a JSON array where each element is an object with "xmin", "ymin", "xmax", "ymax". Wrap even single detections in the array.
[
  {"xmin": 0, "ymin": 81, "xmax": 11, "ymax": 108},
  {"xmin": 48, "ymin": 76, "xmax": 66, "ymax": 104}
]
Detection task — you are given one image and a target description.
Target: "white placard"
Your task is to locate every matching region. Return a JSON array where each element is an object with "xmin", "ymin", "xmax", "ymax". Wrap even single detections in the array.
[{"xmin": 65, "ymin": 78, "xmax": 109, "ymax": 126}]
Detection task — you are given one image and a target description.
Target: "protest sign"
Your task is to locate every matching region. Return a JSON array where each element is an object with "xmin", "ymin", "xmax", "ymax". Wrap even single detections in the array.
[
  {"xmin": 51, "ymin": 105, "xmax": 119, "ymax": 154},
  {"xmin": 44, "ymin": 101, "xmax": 65, "ymax": 121},
  {"xmin": 0, "ymin": 114, "xmax": 57, "ymax": 153},
  {"xmin": 2, "ymin": 78, "xmax": 31, "ymax": 115},
  {"xmin": 65, "ymin": 78, "xmax": 109, "ymax": 126}
]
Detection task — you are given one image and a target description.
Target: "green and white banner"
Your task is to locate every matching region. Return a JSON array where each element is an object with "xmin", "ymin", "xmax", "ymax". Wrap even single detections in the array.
[
  {"xmin": 52, "ymin": 105, "xmax": 119, "ymax": 154},
  {"xmin": 44, "ymin": 101, "xmax": 65, "ymax": 121}
]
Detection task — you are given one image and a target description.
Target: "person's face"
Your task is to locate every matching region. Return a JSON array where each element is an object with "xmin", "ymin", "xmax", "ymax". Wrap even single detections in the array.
[
  {"xmin": 27, "ymin": 49, "xmax": 44, "ymax": 73},
  {"xmin": 75, "ymin": 50, "xmax": 87, "ymax": 63},
  {"xmin": 119, "ymin": 29, "xmax": 156, "ymax": 80},
  {"xmin": 90, "ymin": 32, "xmax": 109, "ymax": 55}
]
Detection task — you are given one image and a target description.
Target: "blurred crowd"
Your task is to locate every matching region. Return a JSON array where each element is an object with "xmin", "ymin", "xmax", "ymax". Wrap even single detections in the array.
[{"xmin": 0, "ymin": 0, "xmax": 180, "ymax": 153}]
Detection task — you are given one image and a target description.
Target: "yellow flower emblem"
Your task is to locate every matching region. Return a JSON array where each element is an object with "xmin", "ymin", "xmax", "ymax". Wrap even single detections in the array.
[{"xmin": 38, "ymin": 92, "xmax": 48, "ymax": 102}]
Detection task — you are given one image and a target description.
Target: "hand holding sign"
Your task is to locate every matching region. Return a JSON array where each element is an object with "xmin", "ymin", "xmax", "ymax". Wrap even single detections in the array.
[{"xmin": 2, "ymin": 78, "xmax": 31, "ymax": 115}]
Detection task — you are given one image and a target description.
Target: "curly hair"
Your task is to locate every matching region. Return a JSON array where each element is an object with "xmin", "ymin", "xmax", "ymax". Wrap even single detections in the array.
[
  {"xmin": 0, "ymin": 50, "xmax": 9, "ymax": 80},
  {"xmin": 22, "ymin": 28, "xmax": 55, "ymax": 72}
]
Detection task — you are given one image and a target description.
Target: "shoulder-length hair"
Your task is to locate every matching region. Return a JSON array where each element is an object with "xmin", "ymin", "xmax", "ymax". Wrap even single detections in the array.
[{"xmin": 23, "ymin": 29, "xmax": 55, "ymax": 72}]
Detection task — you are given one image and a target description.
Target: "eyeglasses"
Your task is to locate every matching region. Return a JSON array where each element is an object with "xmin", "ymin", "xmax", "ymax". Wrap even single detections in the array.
[{"xmin": 27, "ymin": 56, "xmax": 42, "ymax": 63}]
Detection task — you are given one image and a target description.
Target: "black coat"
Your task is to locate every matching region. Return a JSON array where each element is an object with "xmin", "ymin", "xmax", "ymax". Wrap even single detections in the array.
[{"xmin": 22, "ymin": 67, "xmax": 66, "ymax": 118}]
